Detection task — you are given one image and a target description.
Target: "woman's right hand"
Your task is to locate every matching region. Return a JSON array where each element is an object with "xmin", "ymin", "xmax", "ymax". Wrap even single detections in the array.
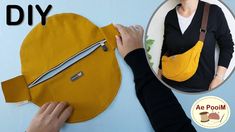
[
  {"xmin": 114, "ymin": 24, "xmax": 144, "ymax": 58},
  {"xmin": 158, "ymin": 69, "xmax": 162, "ymax": 79}
]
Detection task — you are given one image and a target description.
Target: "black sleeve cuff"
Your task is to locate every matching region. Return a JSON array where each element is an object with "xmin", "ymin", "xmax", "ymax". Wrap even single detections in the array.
[{"xmin": 124, "ymin": 48, "xmax": 152, "ymax": 77}]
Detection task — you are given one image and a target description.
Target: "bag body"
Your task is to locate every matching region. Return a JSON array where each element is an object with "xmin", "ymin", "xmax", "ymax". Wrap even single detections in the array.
[
  {"xmin": 162, "ymin": 3, "xmax": 210, "ymax": 82},
  {"xmin": 162, "ymin": 41, "xmax": 203, "ymax": 82},
  {"xmin": 1, "ymin": 13, "xmax": 121, "ymax": 123}
]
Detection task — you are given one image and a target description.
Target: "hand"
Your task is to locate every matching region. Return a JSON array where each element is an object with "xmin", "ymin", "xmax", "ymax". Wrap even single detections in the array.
[
  {"xmin": 27, "ymin": 102, "xmax": 73, "ymax": 132},
  {"xmin": 158, "ymin": 69, "xmax": 162, "ymax": 79},
  {"xmin": 209, "ymin": 77, "xmax": 223, "ymax": 90},
  {"xmin": 114, "ymin": 24, "xmax": 144, "ymax": 58}
]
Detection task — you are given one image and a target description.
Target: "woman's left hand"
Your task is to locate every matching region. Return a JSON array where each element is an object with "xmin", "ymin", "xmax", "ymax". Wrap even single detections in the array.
[
  {"xmin": 209, "ymin": 77, "xmax": 223, "ymax": 90},
  {"xmin": 209, "ymin": 66, "xmax": 227, "ymax": 90},
  {"xmin": 27, "ymin": 102, "xmax": 73, "ymax": 132}
]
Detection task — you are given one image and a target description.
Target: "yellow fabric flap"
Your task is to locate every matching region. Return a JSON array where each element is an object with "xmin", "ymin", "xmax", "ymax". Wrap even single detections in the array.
[
  {"xmin": 100, "ymin": 24, "xmax": 119, "ymax": 50},
  {"xmin": 1, "ymin": 75, "xmax": 31, "ymax": 102}
]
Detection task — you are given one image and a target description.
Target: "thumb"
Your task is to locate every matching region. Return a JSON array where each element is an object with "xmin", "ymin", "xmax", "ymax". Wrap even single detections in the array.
[{"xmin": 116, "ymin": 35, "xmax": 123, "ymax": 50}]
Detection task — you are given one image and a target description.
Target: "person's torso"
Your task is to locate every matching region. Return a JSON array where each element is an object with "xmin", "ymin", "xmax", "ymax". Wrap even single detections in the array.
[{"xmin": 163, "ymin": 1, "xmax": 220, "ymax": 91}]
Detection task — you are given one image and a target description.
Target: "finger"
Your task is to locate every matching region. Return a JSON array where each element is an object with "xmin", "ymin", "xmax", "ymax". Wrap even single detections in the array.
[
  {"xmin": 129, "ymin": 25, "xmax": 137, "ymax": 32},
  {"xmin": 209, "ymin": 84, "xmax": 212, "ymax": 90},
  {"xmin": 116, "ymin": 35, "xmax": 123, "ymax": 49},
  {"xmin": 37, "ymin": 102, "xmax": 50, "ymax": 115},
  {"xmin": 58, "ymin": 106, "xmax": 73, "ymax": 125},
  {"xmin": 114, "ymin": 24, "xmax": 128, "ymax": 37},
  {"xmin": 44, "ymin": 102, "xmax": 58, "ymax": 115},
  {"xmin": 51, "ymin": 102, "xmax": 68, "ymax": 118},
  {"xmin": 130, "ymin": 25, "xmax": 137, "ymax": 30},
  {"xmin": 134, "ymin": 25, "xmax": 144, "ymax": 34},
  {"xmin": 134, "ymin": 25, "xmax": 144, "ymax": 31}
]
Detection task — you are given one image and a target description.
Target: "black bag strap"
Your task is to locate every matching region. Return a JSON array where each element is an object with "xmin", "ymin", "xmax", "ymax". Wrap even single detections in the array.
[{"xmin": 199, "ymin": 3, "xmax": 210, "ymax": 42}]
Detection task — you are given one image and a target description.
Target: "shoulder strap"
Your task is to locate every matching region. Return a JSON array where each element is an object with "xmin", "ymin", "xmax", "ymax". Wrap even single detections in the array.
[{"xmin": 199, "ymin": 3, "xmax": 210, "ymax": 42}]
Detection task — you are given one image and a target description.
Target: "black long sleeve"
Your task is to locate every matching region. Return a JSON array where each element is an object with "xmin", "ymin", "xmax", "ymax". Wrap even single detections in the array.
[
  {"xmin": 124, "ymin": 48, "xmax": 196, "ymax": 132},
  {"xmin": 159, "ymin": 13, "xmax": 169, "ymax": 70},
  {"xmin": 216, "ymin": 7, "xmax": 234, "ymax": 68}
]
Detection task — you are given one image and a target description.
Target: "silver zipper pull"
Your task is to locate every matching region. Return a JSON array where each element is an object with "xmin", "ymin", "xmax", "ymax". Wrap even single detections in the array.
[{"xmin": 100, "ymin": 42, "xmax": 108, "ymax": 52}]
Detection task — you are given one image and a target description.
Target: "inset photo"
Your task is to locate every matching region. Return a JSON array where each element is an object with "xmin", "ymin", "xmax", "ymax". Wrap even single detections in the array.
[{"xmin": 145, "ymin": 0, "xmax": 235, "ymax": 93}]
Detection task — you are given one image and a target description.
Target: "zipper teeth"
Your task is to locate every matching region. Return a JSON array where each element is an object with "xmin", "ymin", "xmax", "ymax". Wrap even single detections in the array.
[{"xmin": 28, "ymin": 39, "xmax": 106, "ymax": 88}]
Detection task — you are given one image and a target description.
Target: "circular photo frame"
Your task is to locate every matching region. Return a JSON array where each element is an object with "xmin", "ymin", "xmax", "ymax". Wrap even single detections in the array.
[{"xmin": 145, "ymin": 0, "xmax": 235, "ymax": 93}]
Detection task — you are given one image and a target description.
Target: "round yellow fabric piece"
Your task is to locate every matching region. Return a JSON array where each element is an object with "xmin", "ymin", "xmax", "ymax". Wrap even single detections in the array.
[{"xmin": 20, "ymin": 13, "xmax": 121, "ymax": 123}]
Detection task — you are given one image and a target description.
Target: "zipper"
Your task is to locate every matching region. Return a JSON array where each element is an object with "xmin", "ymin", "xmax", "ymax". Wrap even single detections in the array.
[{"xmin": 28, "ymin": 39, "xmax": 108, "ymax": 88}]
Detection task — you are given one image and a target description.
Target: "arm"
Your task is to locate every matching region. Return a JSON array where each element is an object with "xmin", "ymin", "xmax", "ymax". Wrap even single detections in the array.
[
  {"xmin": 210, "ymin": 7, "xmax": 234, "ymax": 89},
  {"xmin": 115, "ymin": 24, "xmax": 196, "ymax": 132},
  {"xmin": 158, "ymin": 36, "xmax": 167, "ymax": 79},
  {"xmin": 158, "ymin": 16, "xmax": 169, "ymax": 79}
]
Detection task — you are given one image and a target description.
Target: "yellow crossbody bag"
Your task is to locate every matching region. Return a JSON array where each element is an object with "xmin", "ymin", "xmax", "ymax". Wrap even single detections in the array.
[
  {"xmin": 162, "ymin": 3, "xmax": 210, "ymax": 82},
  {"xmin": 1, "ymin": 13, "xmax": 121, "ymax": 123}
]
